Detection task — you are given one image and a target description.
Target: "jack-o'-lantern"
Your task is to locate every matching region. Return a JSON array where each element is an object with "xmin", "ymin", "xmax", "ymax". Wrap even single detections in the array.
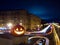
[{"xmin": 11, "ymin": 24, "xmax": 25, "ymax": 36}]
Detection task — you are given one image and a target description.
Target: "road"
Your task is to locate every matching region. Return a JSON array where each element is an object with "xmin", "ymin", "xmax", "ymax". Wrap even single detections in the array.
[
  {"xmin": 28, "ymin": 36, "xmax": 49, "ymax": 45},
  {"xmin": 0, "ymin": 24, "xmax": 60, "ymax": 45}
]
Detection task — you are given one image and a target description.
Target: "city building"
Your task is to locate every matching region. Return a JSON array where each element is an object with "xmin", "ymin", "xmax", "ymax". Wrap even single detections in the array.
[{"xmin": 0, "ymin": 9, "xmax": 41, "ymax": 30}]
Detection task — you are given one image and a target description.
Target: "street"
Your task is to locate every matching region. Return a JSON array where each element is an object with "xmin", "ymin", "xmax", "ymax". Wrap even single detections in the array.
[{"xmin": 0, "ymin": 24, "xmax": 60, "ymax": 45}]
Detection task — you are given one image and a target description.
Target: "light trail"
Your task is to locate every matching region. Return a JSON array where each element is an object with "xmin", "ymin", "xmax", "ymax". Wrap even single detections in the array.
[
  {"xmin": 52, "ymin": 25, "xmax": 60, "ymax": 45},
  {"xmin": 29, "ymin": 24, "xmax": 52, "ymax": 34},
  {"xmin": 25, "ymin": 24, "xmax": 53, "ymax": 36},
  {"xmin": 52, "ymin": 23, "xmax": 60, "ymax": 28}
]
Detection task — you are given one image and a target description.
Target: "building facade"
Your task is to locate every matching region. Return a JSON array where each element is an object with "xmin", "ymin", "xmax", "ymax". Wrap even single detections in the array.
[{"xmin": 0, "ymin": 9, "xmax": 41, "ymax": 30}]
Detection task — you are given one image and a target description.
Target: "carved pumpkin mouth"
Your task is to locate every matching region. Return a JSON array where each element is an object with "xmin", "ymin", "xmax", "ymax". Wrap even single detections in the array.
[{"xmin": 14, "ymin": 30, "xmax": 24, "ymax": 35}]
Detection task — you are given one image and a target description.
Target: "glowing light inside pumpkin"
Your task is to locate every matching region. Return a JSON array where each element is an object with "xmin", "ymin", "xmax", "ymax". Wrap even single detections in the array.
[
  {"xmin": 16, "ymin": 28, "xmax": 18, "ymax": 31},
  {"xmin": 11, "ymin": 24, "xmax": 25, "ymax": 36},
  {"xmin": 20, "ymin": 28, "xmax": 23, "ymax": 30},
  {"xmin": 14, "ymin": 28, "xmax": 24, "ymax": 35},
  {"xmin": 14, "ymin": 30, "xmax": 24, "ymax": 35}
]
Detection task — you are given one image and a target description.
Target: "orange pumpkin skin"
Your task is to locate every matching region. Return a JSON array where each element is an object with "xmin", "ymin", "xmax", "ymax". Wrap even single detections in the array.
[{"xmin": 11, "ymin": 24, "xmax": 25, "ymax": 36}]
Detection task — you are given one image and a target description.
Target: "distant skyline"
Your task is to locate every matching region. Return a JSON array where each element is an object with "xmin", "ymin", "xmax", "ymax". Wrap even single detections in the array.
[{"xmin": 0, "ymin": 0, "xmax": 60, "ymax": 22}]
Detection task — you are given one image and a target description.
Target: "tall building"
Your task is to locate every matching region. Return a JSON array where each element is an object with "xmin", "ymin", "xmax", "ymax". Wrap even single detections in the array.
[{"xmin": 0, "ymin": 9, "xmax": 41, "ymax": 30}]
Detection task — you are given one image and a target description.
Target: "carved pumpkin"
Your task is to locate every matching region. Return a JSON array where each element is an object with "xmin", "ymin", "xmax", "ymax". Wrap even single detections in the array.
[{"xmin": 11, "ymin": 24, "xmax": 25, "ymax": 36}]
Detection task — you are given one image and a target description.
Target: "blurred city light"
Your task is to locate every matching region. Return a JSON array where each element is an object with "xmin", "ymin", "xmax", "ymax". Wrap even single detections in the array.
[
  {"xmin": 7, "ymin": 23, "xmax": 13, "ymax": 29},
  {"xmin": 52, "ymin": 23, "xmax": 60, "ymax": 28},
  {"xmin": 37, "ymin": 25, "xmax": 40, "ymax": 27},
  {"xmin": 19, "ymin": 23, "xmax": 22, "ymax": 26},
  {"xmin": 31, "ymin": 24, "xmax": 51, "ymax": 33},
  {"xmin": 37, "ymin": 25, "xmax": 40, "ymax": 31}
]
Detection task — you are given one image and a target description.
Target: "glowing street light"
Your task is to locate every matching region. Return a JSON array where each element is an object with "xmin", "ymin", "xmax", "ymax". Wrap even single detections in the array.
[
  {"xmin": 7, "ymin": 23, "xmax": 13, "ymax": 29},
  {"xmin": 37, "ymin": 25, "xmax": 40, "ymax": 31},
  {"xmin": 37, "ymin": 25, "xmax": 40, "ymax": 27},
  {"xmin": 19, "ymin": 23, "xmax": 22, "ymax": 26}
]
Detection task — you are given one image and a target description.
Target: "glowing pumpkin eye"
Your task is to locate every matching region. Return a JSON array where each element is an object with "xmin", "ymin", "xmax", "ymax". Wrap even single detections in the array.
[
  {"xmin": 20, "ymin": 28, "xmax": 23, "ymax": 30},
  {"xmin": 16, "ymin": 28, "xmax": 18, "ymax": 31}
]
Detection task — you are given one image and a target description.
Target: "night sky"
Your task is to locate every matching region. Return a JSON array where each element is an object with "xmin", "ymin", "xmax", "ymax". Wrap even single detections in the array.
[{"xmin": 0, "ymin": 0, "xmax": 60, "ymax": 22}]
